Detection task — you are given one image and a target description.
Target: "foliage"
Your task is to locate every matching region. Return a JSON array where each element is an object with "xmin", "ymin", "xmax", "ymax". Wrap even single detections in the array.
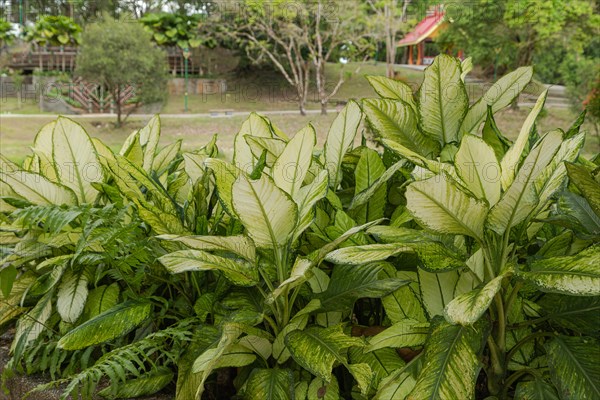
[
  {"xmin": 1, "ymin": 54, "xmax": 599, "ymax": 400},
  {"xmin": 436, "ymin": 0, "xmax": 598, "ymax": 78},
  {"xmin": 140, "ymin": 12, "xmax": 212, "ymax": 50},
  {"xmin": 0, "ymin": 19, "xmax": 15, "ymax": 47},
  {"xmin": 24, "ymin": 15, "xmax": 82, "ymax": 46},
  {"xmin": 75, "ymin": 17, "xmax": 168, "ymax": 127}
]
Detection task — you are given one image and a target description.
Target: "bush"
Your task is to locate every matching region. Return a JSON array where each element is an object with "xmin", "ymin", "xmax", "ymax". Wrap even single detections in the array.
[{"xmin": 1, "ymin": 55, "xmax": 598, "ymax": 399}]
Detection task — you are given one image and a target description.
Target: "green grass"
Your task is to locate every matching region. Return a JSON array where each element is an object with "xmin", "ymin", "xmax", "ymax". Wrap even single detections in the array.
[{"xmin": 0, "ymin": 98, "xmax": 51, "ymax": 115}]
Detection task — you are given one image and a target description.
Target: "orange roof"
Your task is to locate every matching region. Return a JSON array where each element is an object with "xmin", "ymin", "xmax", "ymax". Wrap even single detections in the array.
[{"xmin": 398, "ymin": 10, "xmax": 445, "ymax": 47}]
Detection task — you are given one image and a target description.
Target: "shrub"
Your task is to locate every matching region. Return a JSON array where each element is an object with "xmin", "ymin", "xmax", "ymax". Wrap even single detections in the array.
[{"xmin": 0, "ymin": 55, "xmax": 598, "ymax": 399}]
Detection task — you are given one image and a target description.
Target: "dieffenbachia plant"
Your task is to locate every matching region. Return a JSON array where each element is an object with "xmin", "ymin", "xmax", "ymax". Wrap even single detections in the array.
[
  {"xmin": 156, "ymin": 107, "xmax": 415, "ymax": 399},
  {"xmin": 326, "ymin": 54, "xmax": 599, "ymax": 398}
]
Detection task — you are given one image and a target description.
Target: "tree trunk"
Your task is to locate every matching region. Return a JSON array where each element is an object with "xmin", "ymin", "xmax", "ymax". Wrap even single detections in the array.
[
  {"xmin": 321, "ymin": 102, "xmax": 327, "ymax": 115},
  {"xmin": 115, "ymin": 86, "xmax": 122, "ymax": 127}
]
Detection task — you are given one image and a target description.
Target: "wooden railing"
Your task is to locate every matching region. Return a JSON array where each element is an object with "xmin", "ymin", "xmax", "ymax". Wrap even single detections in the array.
[
  {"xmin": 9, "ymin": 45, "xmax": 202, "ymax": 75},
  {"xmin": 69, "ymin": 78, "xmax": 136, "ymax": 113}
]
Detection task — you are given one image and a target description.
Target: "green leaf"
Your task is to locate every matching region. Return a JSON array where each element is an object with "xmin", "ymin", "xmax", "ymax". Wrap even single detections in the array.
[
  {"xmin": 158, "ymin": 249, "xmax": 258, "ymax": 286},
  {"xmin": 58, "ymin": 300, "xmax": 152, "ymax": 350},
  {"xmin": 418, "ymin": 54, "xmax": 468, "ymax": 144},
  {"xmin": 460, "ymin": 66, "xmax": 533, "ymax": 134},
  {"xmin": 316, "ymin": 263, "xmax": 408, "ymax": 312},
  {"xmin": 285, "ymin": 324, "xmax": 363, "ymax": 381},
  {"xmin": 0, "ymin": 265, "xmax": 17, "ymax": 298},
  {"xmin": 407, "ymin": 317, "xmax": 485, "ymax": 399},
  {"xmin": 349, "ymin": 160, "xmax": 405, "ymax": 211},
  {"xmin": 307, "ymin": 376, "xmax": 339, "ymax": 400},
  {"xmin": 153, "ymin": 140, "xmax": 182, "ymax": 174},
  {"xmin": 482, "ymin": 106, "xmax": 511, "ymax": 161},
  {"xmin": 444, "ymin": 275, "xmax": 505, "ymax": 325},
  {"xmin": 381, "ymin": 270, "xmax": 427, "ymax": 323},
  {"xmin": 157, "ymin": 234, "xmax": 256, "ymax": 262},
  {"xmin": 293, "ymin": 169, "xmax": 329, "ymax": 240},
  {"xmin": 406, "ymin": 173, "xmax": 488, "ymax": 241},
  {"xmin": 246, "ymin": 136, "xmax": 286, "ymax": 167},
  {"xmin": 81, "ymin": 283, "xmax": 119, "ymax": 322},
  {"xmin": 514, "ymin": 378, "xmax": 559, "ymax": 400},
  {"xmin": 11, "ymin": 290, "xmax": 53, "ymax": 361},
  {"xmin": 350, "ymin": 345, "xmax": 406, "ymax": 388},
  {"xmin": 324, "ymin": 100, "xmax": 362, "ymax": 188},
  {"xmin": 205, "ymin": 158, "xmax": 240, "ymax": 216},
  {"xmin": 334, "ymin": 233, "xmax": 464, "ymax": 272},
  {"xmin": 535, "ymin": 132, "xmax": 585, "ymax": 208},
  {"xmin": 460, "ymin": 57, "xmax": 473, "ymax": 82},
  {"xmin": 234, "ymin": 113, "xmax": 274, "ymax": 172},
  {"xmin": 52, "ymin": 117, "xmax": 104, "ymax": 203},
  {"xmin": 232, "ymin": 174, "xmax": 298, "ymax": 248},
  {"xmin": 538, "ymin": 294, "xmax": 600, "ymax": 335},
  {"xmin": 374, "ymin": 358, "xmax": 419, "ymax": 400},
  {"xmin": 56, "ymin": 268, "xmax": 88, "ymax": 323},
  {"xmin": 325, "ymin": 243, "xmax": 408, "ymax": 265},
  {"xmin": 365, "ymin": 75, "xmax": 417, "ymax": 113},
  {"xmin": 455, "ymin": 133, "xmax": 501, "ymax": 205},
  {"xmin": 500, "ymin": 90, "xmax": 548, "ymax": 190},
  {"xmin": 518, "ymin": 245, "xmax": 600, "ymax": 296},
  {"xmin": 272, "ymin": 124, "xmax": 315, "ymax": 198},
  {"xmin": 98, "ymin": 367, "xmax": 173, "ymax": 399},
  {"xmin": 138, "ymin": 115, "xmax": 160, "ymax": 172},
  {"xmin": 347, "ymin": 363, "xmax": 374, "ymax": 395},
  {"xmin": 193, "ymin": 343, "xmax": 256, "ymax": 372},
  {"xmin": 545, "ymin": 335, "xmax": 600, "ymax": 399},
  {"xmin": 352, "ymin": 148, "xmax": 386, "ymax": 224},
  {"xmin": 419, "ymin": 269, "xmax": 460, "ymax": 317},
  {"xmin": 363, "ymin": 99, "xmax": 439, "ymax": 157},
  {"xmin": 244, "ymin": 368, "xmax": 295, "ymax": 400},
  {"xmin": 366, "ymin": 319, "xmax": 429, "ymax": 352},
  {"xmin": 566, "ymin": 162, "xmax": 600, "ymax": 217},
  {"xmin": 0, "ymin": 169, "xmax": 77, "ymax": 205},
  {"xmin": 488, "ymin": 130, "xmax": 563, "ymax": 235}
]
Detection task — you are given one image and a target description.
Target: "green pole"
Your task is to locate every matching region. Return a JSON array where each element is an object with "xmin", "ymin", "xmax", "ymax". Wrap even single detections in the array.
[
  {"xmin": 183, "ymin": 47, "xmax": 190, "ymax": 113},
  {"xmin": 19, "ymin": 0, "xmax": 23, "ymax": 25}
]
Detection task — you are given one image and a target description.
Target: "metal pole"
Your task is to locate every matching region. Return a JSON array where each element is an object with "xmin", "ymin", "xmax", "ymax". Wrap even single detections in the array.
[
  {"xmin": 184, "ymin": 47, "xmax": 189, "ymax": 112},
  {"xmin": 19, "ymin": 0, "xmax": 23, "ymax": 25}
]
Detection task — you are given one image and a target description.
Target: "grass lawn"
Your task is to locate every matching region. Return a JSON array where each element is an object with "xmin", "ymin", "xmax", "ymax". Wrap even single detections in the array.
[{"xmin": 1, "ymin": 105, "xmax": 597, "ymax": 164}]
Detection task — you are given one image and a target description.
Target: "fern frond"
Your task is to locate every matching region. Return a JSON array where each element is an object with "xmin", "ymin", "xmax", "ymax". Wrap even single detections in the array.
[
  {"xmin": 27, "ymin": 319, "xmax": 196, "ymax": 400},
  {"xmin": 11, "ymin": 205, "xmax": 85, "ymax": 234}
]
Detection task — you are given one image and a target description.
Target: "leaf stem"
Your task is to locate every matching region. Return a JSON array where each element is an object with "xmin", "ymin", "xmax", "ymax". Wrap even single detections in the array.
[
  {"xmin": 506, "ymin": 331, "xmax": 556, "ymax": 366},
  {"xmin": 501, "ymin": 368, "xmax": 540, "ymax": 398}
]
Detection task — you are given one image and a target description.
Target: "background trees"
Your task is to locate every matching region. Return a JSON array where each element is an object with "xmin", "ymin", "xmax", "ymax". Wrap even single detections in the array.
[{"xmin": 75, "ymin": 17, "xmax": 168, "ymax": 126}]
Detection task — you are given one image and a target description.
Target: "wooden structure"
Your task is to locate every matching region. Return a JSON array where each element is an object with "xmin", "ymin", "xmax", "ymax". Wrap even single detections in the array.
[
  {"xmin": 69, "ymin": 77, "xmax": 136, "ymax": 113},
  {"xmin": 398, "ymin": 6, "xmax": 462, "ymax": 65},
  {"xmin": 9, "ymin": 45, "xmax": 202, "ymax": 75}
]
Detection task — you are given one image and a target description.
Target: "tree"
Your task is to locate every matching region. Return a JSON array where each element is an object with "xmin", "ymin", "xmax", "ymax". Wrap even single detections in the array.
[
  {"xmin": 365, "ymin": 0, "xmax": 412, "ymax": 79},
  {"xmin": 76, "ymin": 17, "xmax": 168, "ymax": 127},
  {"xmin": 212, "ymin": 0, "xmax": 370, "ymax": 115},
  {"xmin": 436, "ymin": 0, "xmax": 598, "ymax": 78}
]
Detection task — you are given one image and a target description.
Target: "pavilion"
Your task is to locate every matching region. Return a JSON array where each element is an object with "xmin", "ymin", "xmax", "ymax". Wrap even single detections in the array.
[{"xmin": 398, "ymin": 6, "xmax": 463, "ymax": 65}]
